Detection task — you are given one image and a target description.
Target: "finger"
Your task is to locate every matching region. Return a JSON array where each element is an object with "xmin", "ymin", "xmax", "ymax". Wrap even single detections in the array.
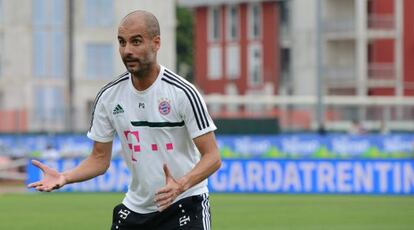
[
  {"xmin": 155, "ymin": 186, "xmax": 171, "ymax": 196},
  {"xmin": 27, "ymin": 181, "xmax": 42, "ymax": 188},
  {"xmin": 43, "ymin": 186, "xmax": 54, "ymax": 192},
  {"xmin": 31, "ymin": 160, "xmax": 48, "ymax": 172},
  {"xmin": 35, "ymin": 185, "xmax": 47, "ymax": 192},
  {"xmin": 160, "ymin": 204, "xmax": 171, "ymax": 211},
  {"xmin": 157, "ymin": 199, "xmax": 172, "ymax": 211},
  {"xmin": 158, "ymin": 204, "xmax": 169, "ymax": 212},
  {"xmin": 159, "ymin": 205, "xmax": 168, "ymax": 212},
  {"xmin": 38, "ymin": 185, "xmax": 55, "ymax": 192},
  {"xmin": 154, "ymin": 191, "xmax": 171, "ymax": 202},
  {"xmin": 154, "ymin": 191, "xmax": 168, "ymax": 202},
  {"xmin": 158, "ymin": 199, "xmax": 174, "ymax": 212},
  {"xmin": 163, "ymin": 164, "xmax": 172, "ymax": 183},
  {"xmin": 156, "ymin": 197, "xmax": 172, "ymax": 207},
  {"xmin": 52, "ymin": 184, "xmax": 61, "ymax": 190},
  {"xmin": 36, "ymin": 182, "xmax": 58, "ymax": 192}
]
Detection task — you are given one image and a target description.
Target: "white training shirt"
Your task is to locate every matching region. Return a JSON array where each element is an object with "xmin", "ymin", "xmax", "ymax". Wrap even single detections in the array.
[{"xmin": 87, "ymin": 65, "xmax": 216, "ymax": 214}]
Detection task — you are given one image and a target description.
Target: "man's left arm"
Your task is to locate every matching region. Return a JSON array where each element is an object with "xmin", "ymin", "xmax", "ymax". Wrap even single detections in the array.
[{"xmin": 154, "ymin": 131, "xmax": 221, "ymax": 211}]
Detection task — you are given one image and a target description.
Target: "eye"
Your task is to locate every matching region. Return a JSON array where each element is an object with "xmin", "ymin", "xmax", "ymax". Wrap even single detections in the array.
[
  {"xmin": 118, "ymin": 39, "xmax": 126, "ymax": 47},
  {"xmin": 132, "ymin": 38, "xmax": 141, "ymax": 45}
]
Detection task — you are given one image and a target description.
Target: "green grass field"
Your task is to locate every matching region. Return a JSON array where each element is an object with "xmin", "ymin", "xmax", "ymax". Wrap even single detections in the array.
[{"xmin": 1, "ymin": 193, "xmax": 413, "ymax": 230}]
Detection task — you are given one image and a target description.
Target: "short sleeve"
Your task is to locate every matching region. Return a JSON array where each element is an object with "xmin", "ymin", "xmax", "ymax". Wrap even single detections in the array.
[
  {"xmin": 180, "ymin": 87, "xmax": 217, "ymax": 139},
  {"xmin": 87, "ymin": 97, "xmax": 115, "ymax": 142}
]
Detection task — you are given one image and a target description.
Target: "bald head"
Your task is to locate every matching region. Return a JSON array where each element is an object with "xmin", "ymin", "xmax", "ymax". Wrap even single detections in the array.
[{"xmin": 120, "ymin": 10, "xmax": 160, "ymax": 38}]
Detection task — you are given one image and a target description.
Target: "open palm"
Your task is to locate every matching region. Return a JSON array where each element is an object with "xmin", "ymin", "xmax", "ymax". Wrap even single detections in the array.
[{"xmin": 27, "ymin": 160, "xmax": 67, "ymax": 192}]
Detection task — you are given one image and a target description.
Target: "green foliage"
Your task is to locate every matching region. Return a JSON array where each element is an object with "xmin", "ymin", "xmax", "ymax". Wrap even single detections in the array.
[
  {"xmin": 220, "ymin": 146, "xmax": 239, "ymax": 158},
  {"xmin": 176, "ymin": 7, "xmax": 194, "ymax": 81},
  {"xmin": 362, "ymin": 146, "xmax": 382, "ymax": 158},
  {"xmin": 312, "ymin": 146, "xmax": 336, "ymax": 159},
  {"xmin": 262, "ymin": 147, "xmax": 287, "ymax": 158}
]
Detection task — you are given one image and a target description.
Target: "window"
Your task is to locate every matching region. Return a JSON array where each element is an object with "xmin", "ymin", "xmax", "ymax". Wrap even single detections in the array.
[
  {"xmin": 280, "ymin": 48, "xmax": 291, "ymax": 86},
  {"xmin": 85, "ymin": 44, "xmax": 114, "ymax": 78},
  {"xmin": 33, "ymin": 0, "xmax": 65, "ymax": 27},
  {"xmin": 225, "ymin": 83, "xmax": 239, "ymax": 113},
  {"xmin": 279, "ymin": 0, "xmax": 290, "ymax": 37},
  {"xmin": 226, "ymin": 44, "xmax": 240, "ymax": 79},
  {"xmin": 32, "ymin": 0, "xmax": 65, "ymax": 78},
  {"xmin": 51, "ymin": 30, "xmax": 64, "ymax": 76},
  {"xmin": 33, "ymin": 30, "xmax": 48, "ymax": 76},
  {"xmin": 0, "ymin": 91, "xmax": 3, "ymax": 109},
  {"xmin": 208, "ymin": 45, "xmax": 222, "ymax": 79},
  {"xmin": 0, "ymin": 0, "xmax": 3, "ymax": 24},
  {"xmin": 0, "ymin": 0, "xmax": 3, "ymax": 77},
  {"xmin": 248, "ymin": 3, "xmax": 262, "ymax": 39},
  {"xmin": 208, "ymin": 6, "xmax": 221, "ymax": 42},
  {"xmin": 0, "ymin": 32, "xmax": 3, "ymax": 77},
  {"xmin": 248, "ymin": 44, "xmax": 263, "ymax": 86},
  {"xmin": 226, "ymin": 5, "xmax": 239, "ymax": 41},
  {"xmin": 34, "ymin": 86, "xmax": 64, "ymax": 122},
  {"xmin": 280, "ymin": 0, "xmax": 290, "ymax": 26},
  {"xmin": 85, "ymin": 0, "xmax": 113, "ymax": 27}
]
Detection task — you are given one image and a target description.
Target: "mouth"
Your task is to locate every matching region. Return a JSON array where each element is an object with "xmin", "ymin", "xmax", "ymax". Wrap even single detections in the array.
[
  {"xmin": 123, "ymin": 55, "xmax": 139, "ymax": 62},
  {"xmin": 125, "ymin": 59, "xmax": 139, "ymax": 67}
]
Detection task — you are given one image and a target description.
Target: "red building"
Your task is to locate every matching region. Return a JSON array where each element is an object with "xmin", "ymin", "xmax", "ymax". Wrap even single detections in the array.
[
  {"xmin": 368, "ymin": 0, "xmax": 414, "ymax": 96},
  {"xmin": 180, "ymin": 0, "xmax": 414, "ymax": 131},
  {"xmin": 188, "ymin": 1, "xmax": 280, "ymax": 116}
]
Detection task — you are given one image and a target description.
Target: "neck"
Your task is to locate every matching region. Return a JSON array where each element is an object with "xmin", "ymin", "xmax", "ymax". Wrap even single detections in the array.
[{"xmin": 131, "ymin": 64, "xmax": 160, "ymax": 91}]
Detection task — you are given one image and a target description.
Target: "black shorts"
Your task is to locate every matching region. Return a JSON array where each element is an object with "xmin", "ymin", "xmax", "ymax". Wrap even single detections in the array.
[{"xmin": 111, "ymin": 194, "xmax": 211, "ymax": 230}]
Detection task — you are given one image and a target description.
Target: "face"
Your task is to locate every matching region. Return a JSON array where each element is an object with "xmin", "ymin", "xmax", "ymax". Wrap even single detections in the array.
[{"xmin": 117, "ymin": 19, "xmax": 160, "ymax": 77}]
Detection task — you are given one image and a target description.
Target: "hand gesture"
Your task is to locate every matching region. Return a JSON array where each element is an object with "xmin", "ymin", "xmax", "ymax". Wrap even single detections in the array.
[
  {"xmin": 27, "ymin": 160, "xmax": 67, "ymax": 192},
  {"xmin": 154, "ymin": 164, "xmax": 184, "ymax": 211}
]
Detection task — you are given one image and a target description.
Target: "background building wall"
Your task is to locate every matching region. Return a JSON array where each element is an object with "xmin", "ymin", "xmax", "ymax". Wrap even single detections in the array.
[
  {"xmin": 0, "ymin": 0, "xmax": 33, "ymax": 131},
  {"xmin": 193, "ymin": 1, "xmax": 279, "ymax": 96},
  {"xmin": 180, "ymin": 0, "xmax": 414, "ymax": 131},
  {"xmin": 0, "ymin": 0, "xmax": 176, "ymax": 132},
  {"xmin": 403, "ymin": 0, "xmax": 414, "ymax": 96},
  {"xmin": 290, "ymin": 0, "xmax": 317, "ymax": 96}
]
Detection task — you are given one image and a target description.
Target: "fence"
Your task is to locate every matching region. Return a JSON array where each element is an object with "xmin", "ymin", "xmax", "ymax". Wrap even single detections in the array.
[
  {"xmin": 0, "ymin": 95, "xmax": 414, "ymax": 133},
  {"xmin": 0, "ymin": 157, "xmax": 26, "ymax": 180},
  {"xmin": 204, "ymin": 95, "xmax": 414, "ymax": 132}
]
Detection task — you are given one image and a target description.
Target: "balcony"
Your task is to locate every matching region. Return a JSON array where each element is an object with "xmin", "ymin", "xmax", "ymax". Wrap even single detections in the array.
[
  {"xmin": 324, "ymin": 63, "xmax": 396, "ymax": 89},
  {"xmin": 367, "ymin": 14, "xmax": 396, "ymax": 39},
  {"xmin": 323, "ymin": 14, "xmax": 396, "ymax": 40},
  {"xmin": 368, "ymin": 14, "xmax": 394, "ymax": 30},
  {"xmin": 367, "ymin": 63, "xmax": 395, "ymax": 88},
  {"xmin": 324, "ymin": 66, "xmax": 356, "ymax": 88},
  {"xmin": 280, "ymin": 24, "xmax": 291, "ymax": 47},
  {"xmin": 323, "ymin": 18, "xmax": 355, "ymax": 40}
]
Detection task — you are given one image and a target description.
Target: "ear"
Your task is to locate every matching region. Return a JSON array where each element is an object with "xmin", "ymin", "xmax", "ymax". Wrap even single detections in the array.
[{"xmin": 152, "ymin": 35, "xmax": 161, "ymax": 51}]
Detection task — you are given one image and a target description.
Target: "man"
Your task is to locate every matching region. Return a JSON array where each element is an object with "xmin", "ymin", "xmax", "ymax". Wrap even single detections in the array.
[{"xmin": 28, "ymin": 10, "xmax": 221, "ymax": 230}]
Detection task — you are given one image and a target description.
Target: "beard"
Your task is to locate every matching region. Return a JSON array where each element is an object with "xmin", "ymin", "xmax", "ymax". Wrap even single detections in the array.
[{"xmin": 123, "ymin": 54, "xmax": 153, "ymax": 77}]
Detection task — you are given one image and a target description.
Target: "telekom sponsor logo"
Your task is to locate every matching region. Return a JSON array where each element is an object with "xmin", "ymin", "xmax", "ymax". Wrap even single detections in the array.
[
  {"xmin": 123, "ymin": 130, "xmax": 174, "ymax": 161},
  {"xmin": 124, "ymin": 130, "xmax": 140, "ymax": 161}
]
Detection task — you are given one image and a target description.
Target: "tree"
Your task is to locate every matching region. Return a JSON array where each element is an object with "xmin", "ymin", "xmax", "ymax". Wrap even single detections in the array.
[{"xmin": 176, "ymin": 7, "xmax": 194, "ymax": 82}]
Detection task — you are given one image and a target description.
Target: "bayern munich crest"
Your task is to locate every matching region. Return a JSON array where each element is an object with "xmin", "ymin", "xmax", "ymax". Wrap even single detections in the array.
[{"xmin": 158, "ymin": 98, "xmax": 171, "ymax": 115}]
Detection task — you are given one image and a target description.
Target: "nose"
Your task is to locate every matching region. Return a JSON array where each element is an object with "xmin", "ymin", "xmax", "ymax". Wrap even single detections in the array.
[{"xmin": 122, "ymin": 42, "xmax": 133, "ymax": 56}]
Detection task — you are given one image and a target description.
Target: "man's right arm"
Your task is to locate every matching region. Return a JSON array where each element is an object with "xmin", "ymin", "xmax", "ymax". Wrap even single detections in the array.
[
  {"xmin": 28, "ymin": 141, "xmax": 112, "ymax": 192},
  {"xmin": 62, "ymin": 141, "xmax": 113, "ymax": 184}
]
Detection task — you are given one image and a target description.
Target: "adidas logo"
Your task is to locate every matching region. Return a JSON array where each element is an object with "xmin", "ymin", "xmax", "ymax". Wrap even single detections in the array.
[{"xmin": 113, "ymin": 104, "xmax": 124, "ymax": 115}]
